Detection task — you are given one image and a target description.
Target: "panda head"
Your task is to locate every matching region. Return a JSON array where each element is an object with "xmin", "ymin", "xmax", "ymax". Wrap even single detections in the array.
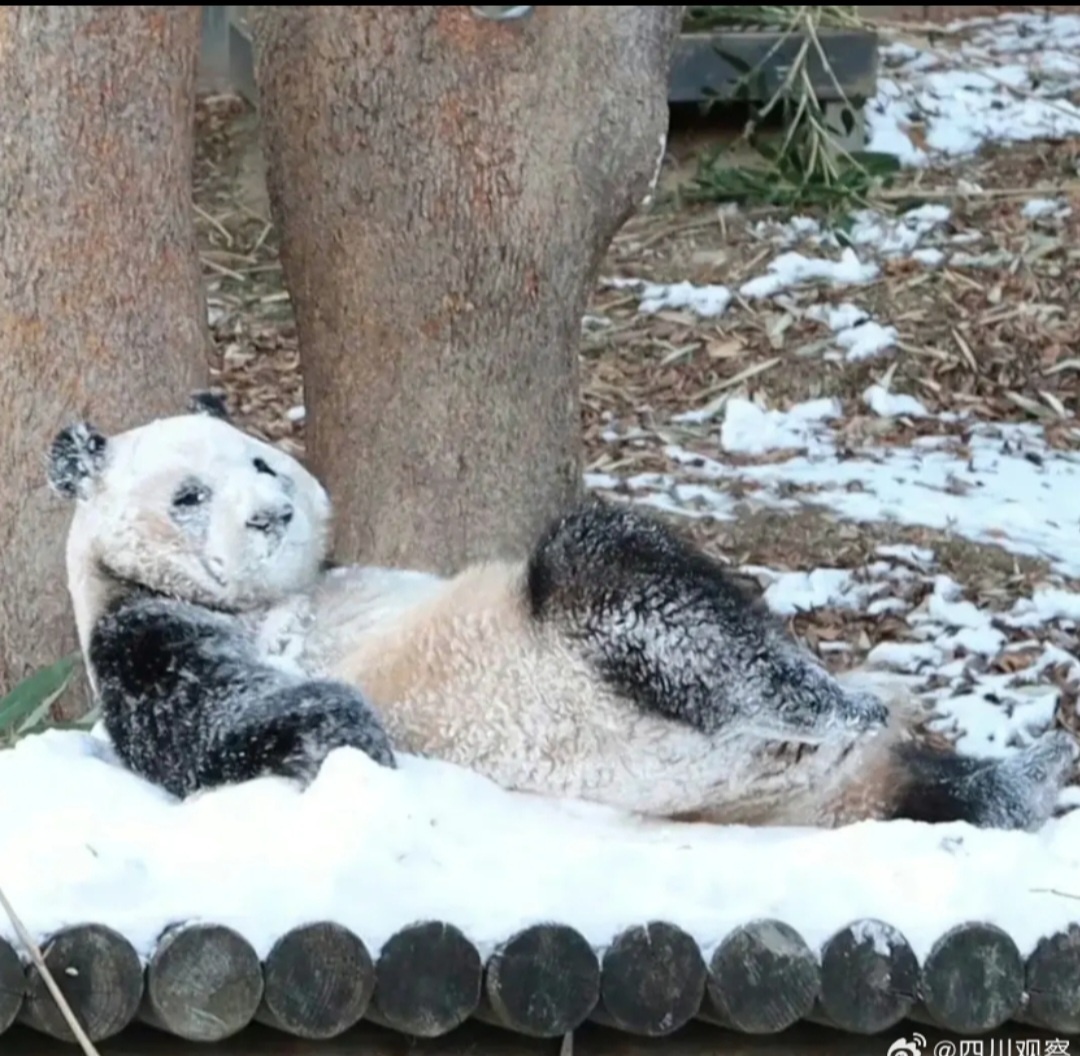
[{"xmin": 46, "ymin": 391, "xmax": 332, "ymax": 614}]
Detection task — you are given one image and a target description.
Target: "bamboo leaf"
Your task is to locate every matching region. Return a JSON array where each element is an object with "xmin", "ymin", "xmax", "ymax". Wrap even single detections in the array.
[{"xmin": 0, "ymin": 653, "xmax": 81, "ymax": 740}]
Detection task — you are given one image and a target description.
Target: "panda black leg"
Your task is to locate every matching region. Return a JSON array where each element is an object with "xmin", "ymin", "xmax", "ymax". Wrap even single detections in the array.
[
  {"xmin": 526, "ymin": 499, "xmax": 888, "ymax": 741},
  {"xmin": 889, "ymin": 730, "xmax": 1078, "ymax": 831},
  {"xmin": 201, "ymin": 680, "xmax": 397, "ymax": 791}
]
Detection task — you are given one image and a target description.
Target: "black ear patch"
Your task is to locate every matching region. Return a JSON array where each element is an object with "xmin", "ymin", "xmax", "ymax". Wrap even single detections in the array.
[
  {"xmin": 47, "ymin": 422, "xmax": 108, "ymax": 500},
  {"xmin": 189, "ymin": 389, "xmax": 232, "ymax": 422}
]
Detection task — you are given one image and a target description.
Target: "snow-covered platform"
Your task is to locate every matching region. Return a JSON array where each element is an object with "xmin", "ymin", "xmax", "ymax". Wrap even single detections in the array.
[{"xmin": 3, "ymin": 729, "xmax": 1080, "ymax": 1046}]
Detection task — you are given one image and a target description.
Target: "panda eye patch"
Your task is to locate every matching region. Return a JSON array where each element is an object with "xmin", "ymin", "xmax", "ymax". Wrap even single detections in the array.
[
  {"xmin": 172, "ymin": 483, "xmax": 208, "ymax": 509},
  {"xmin": 253, "ymin": 457, "xmax": 277, "ymax": 477}
]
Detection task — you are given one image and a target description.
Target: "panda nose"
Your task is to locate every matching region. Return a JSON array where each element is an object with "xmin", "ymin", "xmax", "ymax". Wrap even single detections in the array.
[{"xmin": 247, "ymin": 504, "xmax": 294, "ymax": 533}]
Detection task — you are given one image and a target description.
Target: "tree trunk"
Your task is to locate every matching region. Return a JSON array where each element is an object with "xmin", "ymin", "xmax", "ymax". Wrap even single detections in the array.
[
  {"xmin": 0, "ymin": 6, "xmax": 209, "ymax": 697},
  {"xmin": 251, "ymin": 5, "xmax": 684, "ymax": 574}
]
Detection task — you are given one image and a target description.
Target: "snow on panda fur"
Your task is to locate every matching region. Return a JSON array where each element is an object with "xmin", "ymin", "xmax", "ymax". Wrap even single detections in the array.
[{"xmin": 47, "ymin": 393, "xmax": 1078, "ymax": 830}]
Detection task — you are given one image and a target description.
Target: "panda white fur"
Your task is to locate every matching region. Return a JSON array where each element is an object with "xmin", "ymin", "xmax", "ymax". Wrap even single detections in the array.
[{"xmin": 46, "ymin": 393, "xmax": 1078, "ymax": 830}]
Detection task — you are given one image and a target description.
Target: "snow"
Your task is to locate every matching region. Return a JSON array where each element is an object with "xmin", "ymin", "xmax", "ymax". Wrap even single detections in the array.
[
  {"xmin": 802, "ymin": 302, "xmax": 899, "ymax": 364},
  {"xmin": 760, "ymin": 569, "xmax": 865, "ymax": 617},
  {"xmin": 601, "ymin": 277, "xmax": 732, "ymax": 319},
  {"xmin": 846, "ymin": 204, "xmax": 953, "ymax": 258},
  {"xmin": 1006, "ymin": 589, "xmax": 1080, "ymax": 629},
  {"xmin": 875, "ymin": 544, "xmax": 936, "ymax": 568},
  {"xmin": 912, "ymin": 247, "xmax": 946, "ymax": 267},
  {"xmin": 737, "ymin": 249, "xmax": 878, "ymax": 300},
  {"xmin": 863, "ymin": 385, "xmax": 930, "ymax": 419},
  {"xmin": 834, "ymin": 321, "xmax": 899, "ymax": 363},
  {"xmin": 1022, "ymin": 197, "xmax": 1072, "ymax": 220},
  {"xmin": 805, "ymin": 301, "xmax": 900, "ymax": 363},
  {"xmin": 868, "ymin": 14, "xmax": 1080, "ymax": 164},
  {"xmin": 719, "ymin": 396, "xmax": 840, "ymax": 456},
  {"xmin": 5, "ymin": 722, "xmax": 1080, "ymax": 970},
  {"xmin": 650, "ymin": 409, "xmax": 1080, "ymax": 581}
]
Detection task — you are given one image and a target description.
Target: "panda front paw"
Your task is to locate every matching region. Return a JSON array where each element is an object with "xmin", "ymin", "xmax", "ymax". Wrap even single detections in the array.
[
  {"xmin": 276, "ymin": 680, "xmax": 398, "ymax": 784},
  {"xmin": 205, "ymin": 680, "xmax": 396, "ymax": 793}
]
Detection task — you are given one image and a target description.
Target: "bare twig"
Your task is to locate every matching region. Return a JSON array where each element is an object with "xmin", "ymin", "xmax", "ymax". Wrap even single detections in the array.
[{"xmin": 1031, "ymin": 887, "xmax": 1080, "ymax": 900}]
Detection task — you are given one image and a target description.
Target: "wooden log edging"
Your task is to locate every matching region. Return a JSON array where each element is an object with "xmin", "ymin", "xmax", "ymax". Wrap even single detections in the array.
[
  {"xmin": 141, "ymin": 922, "xmax": 263, "ymax": 1042},
  {"xmin": 257, "ymin": 921, "xmax": 375, "ymax": 1040},
  {"xmin": 0, "ymin": 935, "xmax": 24, "ymax": 1034},
  {"xmin": 4, "ymin": 917, "xmax": 1080, "ymax": 1043}
]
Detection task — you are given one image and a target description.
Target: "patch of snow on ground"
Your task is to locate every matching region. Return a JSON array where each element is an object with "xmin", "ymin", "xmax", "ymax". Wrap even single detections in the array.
[
  {"xmin": 738, "ymin": 249, "xmax": 878, "ymax": 299},
  {"xmin": 875, "ymin": 544, "xmax": 936, "ymax": 573},
  {"xmin": 5, "ymin": 724, "xmax": 1080, "ymax": 968},
  {"xmin": 760, "ymin": 568, "xmax": 877, "ymax": 616},
  {"xmin": 1022, "ymin": 197, "xmax": 1073, "ymax": 220},
  {"xmin": 672, "ymin": 420, "xmax": 1080, "ymax": 581},
  {"xmin": 834, "ymin": 321, "xmax": 899, "ymax": 363},
  {"xmin": 587, "ymin": 471, "xmax": 739, "ymax": 523},
  {"xmin": 601, "ymin": 277, "xmax": 732, "ymax": 318},
  {"xmin": 863, "ymin": 384, "xmax": 930, "ymax": 419},
  {"xmin": 1005, "ymin": 588, "xmax": 1080, "ymax": 629},
  {"xmin": 911, "ymin": 247, "xmax": 946, "ymax": 267},
  {"xmin": 755, "ymin": 204, "xmax": 954, "ymax": 267},
  {"xmin": 868, "ymin": 14, "xmax": 1080, "ymax": 165},
  {"xmin": 846, "ymin": 204, "xmax": 953, "ymax": 258},
  {"xmin": 719, "ymin": 397, "xmax": 840, "ymax": 456},
  {"xmin": 806, "ymin": 302, "xmax": 868, "ymax": 332},
  {"xmin": 805, "ymin": 302, "xmax": 898, "ymax": 363},
  {"xmin": 592, "ymin": 415, "xmax": 1080, "ymax": 579}
]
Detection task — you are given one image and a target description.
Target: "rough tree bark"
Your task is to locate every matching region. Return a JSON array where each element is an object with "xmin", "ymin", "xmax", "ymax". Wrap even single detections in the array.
[
  {"xmin": 0, "ymin": 7, "xmax": 209, "ymax": 696},
  {"xmin": 251, "ymin": 5, "xmax": 685, "ymax": 574}
]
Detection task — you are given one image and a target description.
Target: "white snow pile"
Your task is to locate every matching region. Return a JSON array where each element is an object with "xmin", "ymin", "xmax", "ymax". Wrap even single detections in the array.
[
  {"xmin": 737, "ymin": 249, "xmax": 878, "ymax": 300},
  {"xmin": 750, "ymin": 566, "xmax": 878, "ymax": 618},
  {"xmin": 4, "ymin": 713, "xmax": 1080, "ymax": 969},
  {"xmin": 863, "ymin": 383, "xmax": 930, "ymax": 419},
  {"xmin": 1022, "ymin": 196, "xmax": 1073, "ymax": 221},
  {"xmin": 869, "ymin": 12, "xmax": 1080, "ymax": 164},
  {"xmin": 601, "ymin": 276, "xmax": 732, "ymax": 319},
  {"xmin": 718, "ymin": 396, "xmax": 840, "ymax": 457},
  {"xmin": 805, "ymin": 302, "xmax": 899, "ymax": 364}
]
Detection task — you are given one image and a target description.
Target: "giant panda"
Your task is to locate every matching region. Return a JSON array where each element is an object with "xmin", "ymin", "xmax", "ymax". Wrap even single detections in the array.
[{"xmin": 46, "ymin": 392, "xmax": 1078, "ymax": 831}]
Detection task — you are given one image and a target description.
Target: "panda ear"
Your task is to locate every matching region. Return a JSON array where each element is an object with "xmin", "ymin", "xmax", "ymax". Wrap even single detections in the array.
[
  {"xmin": 189, "ymin": 389, "xmax": 232, "ymax": 422},
  {"xmin": 47, "ymin": 422, "xmax": 109, "ymax": 501}
]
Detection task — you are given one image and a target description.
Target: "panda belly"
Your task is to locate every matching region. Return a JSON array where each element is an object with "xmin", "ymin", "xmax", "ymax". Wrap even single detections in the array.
[
  {"xmin": 261, "ymin": 562, "xmax": 890, "ymax": 824},
  {"xmin": 335, "ymin": 618, "xmax": 888, "ymax": 824}
]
